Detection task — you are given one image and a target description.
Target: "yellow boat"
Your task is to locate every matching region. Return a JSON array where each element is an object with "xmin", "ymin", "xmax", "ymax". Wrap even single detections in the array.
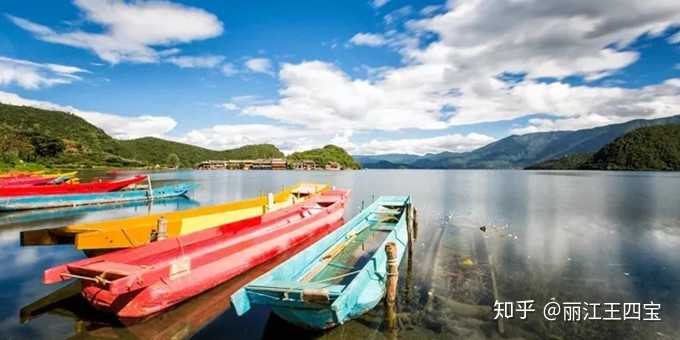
[
  {"xmin": 21, "ymin": 183, "xmax": 328, "ymax": 251},
  {"xmin": 0, "ymin": 170, "xmax": 76, "ymax": 180},
  {"xmin": 0, "ymin": 170, "xmax": 45, "ymax": 178}
]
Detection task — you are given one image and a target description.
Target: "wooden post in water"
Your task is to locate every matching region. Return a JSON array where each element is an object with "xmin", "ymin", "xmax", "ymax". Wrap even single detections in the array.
[
  {"xmin": 412, "ymin": 207, "xmax": 418, "ymax": 240},
  {"xmin": 405, "ymin": 203, "xmax": 415, "ymax": 303},
  {"xmin": 406, "ymin": 203, "xmax": 416, "ymax": 267},
  {"xmin": 157, "ymin": 216, "xmax": 168, "ymax": 241},
  {"xmin": 384, "ymin": 242, "xmax": 398, "ymax": 332},
  {"xmin": 267, "ymin": 192, "xmax": 274, "ymax": 212},
  {"xmin": 146, "ymin": 175, "xmax": 154, "ymax": 201}
]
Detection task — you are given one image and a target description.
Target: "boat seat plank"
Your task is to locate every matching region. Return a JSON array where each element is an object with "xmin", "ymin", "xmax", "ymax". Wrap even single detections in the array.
[
  {"xmin": 248, "ymin": 281, "xmax": 345, "ymax": 294},
  {"xmin": 70, "ymin": 261, "xmax": 147, "ymax": 276}
]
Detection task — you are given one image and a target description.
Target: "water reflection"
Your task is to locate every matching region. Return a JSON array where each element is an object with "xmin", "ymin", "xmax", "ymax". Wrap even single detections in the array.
[{"xmin": 1, "ymin": 170, "xmax": 678, "ymax": 339}]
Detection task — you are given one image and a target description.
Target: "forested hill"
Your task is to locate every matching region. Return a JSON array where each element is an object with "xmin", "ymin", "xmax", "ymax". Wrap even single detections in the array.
[
  {"xmin": 584, "ymin": 124, "xmax": 680, "ymax": 170},
  {"xmin": 288, "ymin": 145, "xmax": 361, "ymax": 169},
  {"xmin": 0, "ymin": 103, "xmax": 283, "ymax": 168},
  {"xmin": 527, "ymin": 124, "xmax": 680, "ymax": 170}
]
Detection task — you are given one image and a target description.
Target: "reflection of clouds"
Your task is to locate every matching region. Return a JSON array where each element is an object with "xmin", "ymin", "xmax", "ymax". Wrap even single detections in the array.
[
  {"xmin": 0, "ymin": 273, "xmax": 77, "ymax": 338},
  {"xmin": 0, "ymin": 231, "xmax": 19, "ymax": 247},
  {"xmin": 15, "ymin": 248, "xmax": 39, "ymax": 267},
  {"xmin": 644, "ymin": 227, "xmax": 680, "ymax": 267}
]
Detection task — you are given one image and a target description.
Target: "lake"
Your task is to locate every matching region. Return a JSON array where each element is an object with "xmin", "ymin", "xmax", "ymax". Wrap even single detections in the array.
[{"xmin": 1, "ymin": 170, "xmax": 679, "ymax": 339}]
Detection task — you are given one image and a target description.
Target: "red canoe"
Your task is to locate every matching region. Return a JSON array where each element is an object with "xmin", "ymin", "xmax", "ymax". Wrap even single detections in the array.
[
  {"xmin": 43, "ymin": 188, "xmax": 350, "ymax": 319},
  {"xmin": 0, "ymin": 176, "xmax": 146, "ymax": 197}
]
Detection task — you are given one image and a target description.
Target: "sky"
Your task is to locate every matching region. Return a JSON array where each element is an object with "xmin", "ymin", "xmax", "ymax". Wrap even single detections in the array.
[{"xmin": 0, "ymin": 0, "xmax": 678, "ymax": 155}]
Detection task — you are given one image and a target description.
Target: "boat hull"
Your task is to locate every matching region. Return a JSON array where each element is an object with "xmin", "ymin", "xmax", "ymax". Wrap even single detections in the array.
[
  {"xmin": 43, "ymin": 189, "xmax": 350, "ymax": 319},
  {"xmin": 0, "ymin": 183, "xmax": 196, "ymax": 211}
]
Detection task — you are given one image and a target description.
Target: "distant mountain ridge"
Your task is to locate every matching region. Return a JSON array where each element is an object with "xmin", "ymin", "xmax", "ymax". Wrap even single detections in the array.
[
  {"xmin": 353, "ymin": 115, "xmax": 680, "ymax": 169},
  {"xmin": 352, "ymin": 154, "xmax": 420, "ymax": 169}
]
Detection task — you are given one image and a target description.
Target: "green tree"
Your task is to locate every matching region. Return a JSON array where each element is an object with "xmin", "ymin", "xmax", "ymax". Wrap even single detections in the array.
[
  {"xmin": 28, "ymin": 133, "xmax": 65, "ymax": 158},
  {"xmin": 166, "ymin": 153, "xmax": 181, "ymax": 168}
]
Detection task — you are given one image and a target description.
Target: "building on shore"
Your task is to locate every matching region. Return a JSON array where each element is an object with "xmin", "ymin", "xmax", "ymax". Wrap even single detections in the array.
[
  {"xmin": 196, "ymin": 158, "xmax": 288, "ymax": 170},
  {"xmin": 290, "ymin": 160, "xmax": 318, "ymax": 170},
  {"xmin": 196, "ymin": 158, "xmax": 343, "ymax": 171},
  {"xmin": 325, "ymin": 161, "xmax": 342, "ymax": 171}
]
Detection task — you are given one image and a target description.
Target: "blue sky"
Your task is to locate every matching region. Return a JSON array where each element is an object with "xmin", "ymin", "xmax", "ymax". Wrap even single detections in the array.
[{"xmin": 0, "ymin": 0, "xmax": 678, "ymax": 155}]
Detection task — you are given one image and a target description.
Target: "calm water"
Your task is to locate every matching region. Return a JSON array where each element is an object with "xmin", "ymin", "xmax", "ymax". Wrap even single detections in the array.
[{"xmin": 1, "ymin": 170, "xmax": 679, "ymax": 339}]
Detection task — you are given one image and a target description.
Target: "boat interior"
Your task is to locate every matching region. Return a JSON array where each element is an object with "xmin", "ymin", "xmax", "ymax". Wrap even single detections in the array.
[{"xmin": 298, "ymin": 204, "xmax": 405, "ymax": 286}]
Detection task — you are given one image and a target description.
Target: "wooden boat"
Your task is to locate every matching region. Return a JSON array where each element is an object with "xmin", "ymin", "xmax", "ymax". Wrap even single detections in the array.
[
  {"xmin": 3, "ymin": 197, "xmax": 199, "ymax": 226},
  {"xmin": 231, "ymin": 195, "xmax": 411, "ymax": 330},
  {"xmin": 43, "ymin": 189, "xmax": 350, "ymax": 319},
  {"xmin": 20, "ymin": 217, "xmax": 340, "ymax": 335},
  {"xmin": 0, "ymin": 175, "xmax": 145, "ymax": 197},
  {"xmin": 0, "ymin": 171, "xmax": 77, "ymax": 187},
  {"xmin": 0, "ymin": 183, "xmax": 197, "ymax": 211},
  {"xmin": 0, "ymin": 171, "xmax": 44, "ymax": 178},
  {"xmin": 21, "ymin": 183, "xmax": 329, "ymax": 251}
]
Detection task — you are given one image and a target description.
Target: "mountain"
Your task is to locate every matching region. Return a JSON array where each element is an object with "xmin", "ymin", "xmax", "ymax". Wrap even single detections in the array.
[
  {"xmin": 353, "ymin": 154, "xmax": 421, "ymax": 167},
  {"xmin": 0, "ymin": 103, "xmax": 283, "ymax": 168},
  {"xmin": 354, "ymin": 115, "xmax": 680, "ymax": 169},
  {"xmin": 362, "ymin": 160, "xmax": 416, "ymax": 169},
  {"xmin": 524, "ymin": 153, "xmax": 594, "ymax": 170},
  {"xmin": 288, "ymin": 145, "xmax": 361, "ymax": 169},
  {"xmin": 583, "ymin": 124, "xmax": 680, "ymax": 170},
  {"xmin": 527, "ymin": 124, "xmax": 680, "ymax": 170}
]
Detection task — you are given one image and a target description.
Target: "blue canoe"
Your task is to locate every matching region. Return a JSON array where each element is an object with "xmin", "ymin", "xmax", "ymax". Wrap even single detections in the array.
[
  {"xmin": 0, "ymin": 183, "xmax": 197, "ymax": 211},
  {"xmin": 231, "ymin": 195, "xmax": 411, "ymax": 330}
]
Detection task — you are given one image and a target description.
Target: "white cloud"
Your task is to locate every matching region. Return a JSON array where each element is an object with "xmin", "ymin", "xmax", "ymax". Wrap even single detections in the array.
[
  {"xmin": 0, "ymin": 56, "xmax": 88, "ymax": 89},
  {"xmin": 669, "ymin": 31, "xmax": 680, "ymax": 44},
  {"xmin": 384, "ymin": 6, "xmax": 412, "ymax": 25},
  {"xmin": 0, "ymin": 91, "xmax": 176, "ymax": 139},
  {"xmin": 509, "ymin": 79, "xmax": 680, "ymax": 134},
  {"xmin": 349, "ymin": 33, "xmax": 386, "ymax": 47},
  {"xmin": 244, "ymin": 58, "xmax": 272, "ymax": 74},
  {"xmin": 166, "ymin": 55, "xmax": 225, "ymax": 68},
  {"xmin": 221, "ymin": 63, "xmax": 238, "ymax": 76},
  {"xmin": 420, "ymin": 5, "xmax": 442, "ymax": 16},
  {"xmin": 351, "ymin": 133, "xmax": 496, "ymax": 155},
  {"xmin": 220, "ymin": 95, "xmax": 274, "ymax": 112},
  {"xmin": 220, "ymin": 102, "xmax": 238, "ymax": 111},
  {"xmin": 243, "ymin": 61, "xmax": 451, "ymax": 130},
  {"xmin": 243, "ymin": 1, "xmax": 680, "ymax": 138},
  {"xmin": 176, "ymin": 124, "xmax": 325, "ymax": 153},
  {"xmin": 8, "ymin": 0, "xmax": 223, "ymax": 64},
  {"xmin": 371, "ymin": 0, "xmax": 389, "ymax": 9}
]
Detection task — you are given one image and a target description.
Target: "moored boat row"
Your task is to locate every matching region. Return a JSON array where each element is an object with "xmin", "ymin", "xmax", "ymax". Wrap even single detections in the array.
[
  {"xmin": 0, "ymin": 175, "xmax": 147, "ymax": 197},
  {"xmin": 1, "ymin": 183, "xmax": 197, "ymax": 211},
  {"xmin": 0, "ymin": 171, "xmax": 198, "ymax": 212},
  {"xmin": 17, "ymin": 175, "xmax": 415, "ymax": 331},
  {"xmin": 44, "ymin": 188, "xmax": 351, "ymax": 319}
]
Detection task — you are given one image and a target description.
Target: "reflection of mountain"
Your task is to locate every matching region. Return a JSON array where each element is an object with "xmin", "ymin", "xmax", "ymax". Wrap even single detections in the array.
[{"xmin": 20, "ymin": 219, "xmax": 344, "ymax": 339}]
